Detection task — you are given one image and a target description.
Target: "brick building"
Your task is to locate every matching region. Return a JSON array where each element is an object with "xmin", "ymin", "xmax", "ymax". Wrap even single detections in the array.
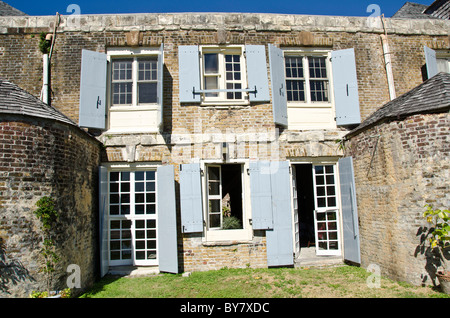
[
  {"xmin": 345, "ymin": 72, "xmax": 449, "ymax": 287},
  {"xmin": 0, "ymin": 1, "xmax": 449, "ymax": 296}
]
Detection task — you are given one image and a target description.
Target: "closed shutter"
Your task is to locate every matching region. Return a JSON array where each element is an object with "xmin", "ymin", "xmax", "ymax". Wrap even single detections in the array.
[
  {"xmin": 157, "ymin": 165, "xmax": 179, "ymax": 273},
  {"xmin": 249, "ymin": 161, "xmax": 273, "ymax": 230},
  {"xmin": 157, "ymin": 43, "xmax": 164, "ymax": 131},
  {"xmin": 338, "ymin": 157, "xmax": 361, "ymax": 264},
  {"xmin": 424, "ymin": 46, "xmax": 438, "ymax": 79},
  {"xmin": 245, "ymin": 45, "xmax": 270, "ymax": 102},
  {"xmin": 98, "ymin": 165, "xmax": 109, "ymax": 277},
  {"xmin": 79, "ymin": 49, "xmax": 107, "ymax": 129},
  {"xmin": 331, "ymin": 48, "xmax": 361, "ymax": 126},
  {"xmin": 266, "ymin": 161, "xmax": 294, "ymax": 267},
  {"xmin": 180, "ymin": 163, "xmax": 204, "ymax": 233},
  {"xmin": 268, "ymin": 44, "xmax": 288, "ymax": 127},
  {"xmin": 178, "ymin": 45, "xmax": 201, "ymax": 103}
]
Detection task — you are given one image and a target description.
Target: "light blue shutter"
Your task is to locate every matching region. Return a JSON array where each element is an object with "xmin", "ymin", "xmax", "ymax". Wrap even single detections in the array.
[
  {"xmin": 424, "ymin": 46, "xmax": 438, "ymax": 79},
  {"xmin": 157, "ymin": 165, "xmax": 179, "ymax": 273},
  {"xmin": 79, "ymin": 49, "xmax": 107, "ymax": 129},
  {"xmin": 249, "ymin": 161, "xmax": 273, "ymax": 230},
  {"xmin": 178, "ymin": 45, "xmax": 201, "ymax": 103},
  {"xmin": 98, "ymin": 166, "xmax": 109, "ymax": 277},
  {"xmin": 331, "ymin": 48, "xmax": 361, "ymax": 126},
  {"xmin": 157, "ymin": 43, "xmax": 164, "ymax": 131},
  {"xmin": 266, "ymin": 161, "xmax": 294, "ymax": 267},
  {"xmin": 180, "ymin": 163, "xmax": 204, "ymax": 233},
  {"xmin": 338, "ymin": 157, "xmax": 361, "ymax": 264},
  {"xmin": 245, "ymin": 45, "xmax": 270, "ymax": 102},
  {"xmin": 268, "ymin": 44, "xmax": 288, "ymax": 127}
]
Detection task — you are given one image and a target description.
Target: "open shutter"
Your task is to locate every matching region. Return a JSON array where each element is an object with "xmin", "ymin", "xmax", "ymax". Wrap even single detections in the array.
[
  {"xmin": 268, "ymin": 44, "xmax": 288, "ymax": 127},
  {"xmin": 99, "ymin": 166, "xmax": 109, "ymax": 277},
  {"xmin": 249, "ymin": 161, "xmax": 273, "ymax": 230},
  {"xmin": 338, "ymin": 157, "xmax": 361, "ymax": 264},
  {"xmin": 245, "ymin": 45, "xmax": 270, "ymax": 102},
  {"xmin": 156, "ymin": 43, "xmax": 164, "ymax": 131},
  {"xmin": 424, "ymin": 46, "xmax": 438, "ymax": 79},
  {"xmin": 266, "ymin": 161, "xmax": 294, "ymax": 267},
  {"xmin": 331, "ymin": 48, "xmax": 361, "ymax": 126},
  {"xmin": 180, "ymin": 163, "xmax": 204, "ymax": 233},
  {"xmin": 79, "ymin": 49, "xmax": 107, "ymax": 129},
  {"xmin": 178, "ymin": 45, "xmax": 201, "ymax": 103},
  {"xmin": 157, "ymin": 165, "xmax": 179, "ymax": 273}
]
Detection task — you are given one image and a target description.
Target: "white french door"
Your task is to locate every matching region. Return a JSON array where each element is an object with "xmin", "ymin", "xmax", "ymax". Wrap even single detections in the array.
[
  {"xmin": 108, "ymin": 170, "xmax": 158, "ymax": 266},
  {"xmin": 312, "ymin": 165, "xmax": 341, "ymax": 256}
]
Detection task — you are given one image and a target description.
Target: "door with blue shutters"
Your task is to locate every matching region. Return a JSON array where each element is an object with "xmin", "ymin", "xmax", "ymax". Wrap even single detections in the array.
[{"xmin": 99, "ymin": 165, "xmax": 178, "ymax": 274}]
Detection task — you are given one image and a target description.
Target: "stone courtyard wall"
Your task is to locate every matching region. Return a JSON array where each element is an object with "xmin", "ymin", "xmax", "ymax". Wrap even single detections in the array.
[
  {"xmin": 346, "ymin": 112, "xmax": 449, "ymax": 286},
  {"xmin": 0, "ymin": 115, "xmax": 101, "ymax": 297}
]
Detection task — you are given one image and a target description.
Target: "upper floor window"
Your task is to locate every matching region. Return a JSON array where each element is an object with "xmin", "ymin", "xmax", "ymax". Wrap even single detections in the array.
[
  {"xmin": 105, "ymin": 46, "xmax": 164, "ymax": 133},
  {"xmin": 200, "ymin": 46, "xmax": 247, "ymax": 104},
  {"xmin": 178, "ymin": 45, "xmax": 270, "ymax": 105},
  {"xmin": 285, "ymin": 53, "xmax": 331, "ymax": 104},
  {"xmin": 111, "ymin": 57, "xmax": 158, "ymax": 106}
]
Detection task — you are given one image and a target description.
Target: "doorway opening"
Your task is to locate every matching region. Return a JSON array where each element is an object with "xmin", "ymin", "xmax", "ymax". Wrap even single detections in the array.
[{"xmin": 292, "ymin": 163, "xmax": 342, "ymax": 264}]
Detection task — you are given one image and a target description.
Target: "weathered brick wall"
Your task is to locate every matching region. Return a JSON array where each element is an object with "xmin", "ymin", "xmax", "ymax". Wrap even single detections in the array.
[
  {"xmin": 0, "ymin": 115, "xmax": 101, "ymax": 297},
  {"xmin": 346, "ymin": 112, "xmax": 449, "ymax": 286}
]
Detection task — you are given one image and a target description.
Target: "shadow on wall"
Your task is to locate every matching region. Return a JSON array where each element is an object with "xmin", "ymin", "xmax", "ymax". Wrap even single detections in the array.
[
  {"xmin": 0, "ymin": 237, "xmax": 35, "ymax": 295},
  {"xmin": 415, "ymin": 226, "xmax": 450, "ymax": 287}
]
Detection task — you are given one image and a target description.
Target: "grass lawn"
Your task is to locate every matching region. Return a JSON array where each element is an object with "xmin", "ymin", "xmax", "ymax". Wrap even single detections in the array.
[{"xmin": 79, "ymin": 265, "xmax": 449, "ymax": 298}]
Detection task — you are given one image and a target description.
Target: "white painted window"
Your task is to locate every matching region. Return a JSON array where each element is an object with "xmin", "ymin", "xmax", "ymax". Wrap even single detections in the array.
[
  {"xmin": 200, "ymin": 46, "xmax": 248, "ymax": 105},
  {"xmin": 106, "ymin": 47, "xmax": 162, "ymax": 133},
  {"xmin": 436, "ymin": 54, "xmax": 450, "ymax": 73},
  {"xmin": 283, "ymin": 48, "xmax": 336, "ymax": 130},
  {"xmin": 202, "ymin": 162, "xmax": 252, "ymax": 242}
]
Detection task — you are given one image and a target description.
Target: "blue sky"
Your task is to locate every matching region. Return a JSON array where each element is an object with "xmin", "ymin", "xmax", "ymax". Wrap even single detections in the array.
[{"xmin": 6, "ymin": 0, "xmax": 435, "ymax": 17}]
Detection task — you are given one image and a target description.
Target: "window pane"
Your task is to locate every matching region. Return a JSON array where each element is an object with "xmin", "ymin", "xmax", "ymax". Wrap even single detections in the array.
[
  {"xmin": 204, "ymin": 76, "xmax": 219, "ymax": 97},
  {"xmin": 286, "ymin": 80, "xmax": 305, "ymax": 102},
  {"xmin": 209, "ymin": 214, "xmax": 221, "ymax": 228},
  {"xmin": 112, "ymin": 59, "xmax": 133, "ymax": 80},
  {"xmin": 209, "ymin": 199, "xmax": 221, "ymax": 213},
  {"xmin": 208, "ymin": 167, "xmax": 220, "ymax": 181},
  {"xmin": 308, "ymin": 56, "xmax": 327, "ymax": 78},
  {"xmin": 285, "ymin": 57, "xmax": 303, "ymax": 79},
  {"xmin": 310, "ymin": 80, "xmax": 329, "ymax": 102},
  {"xmin": 138, "ymin": 82, "xmax": 157, "ymax": 104},
  {"xmin": 113, "ymin": 83, "xmax": 132, "ymax": 105},
  {"xmin": 138, "ymin": 59, "xmax": 157, "ymax": 81},
  {"xmin": 204, "ymin": 53, "xmax": 218, "ymax": 73}
]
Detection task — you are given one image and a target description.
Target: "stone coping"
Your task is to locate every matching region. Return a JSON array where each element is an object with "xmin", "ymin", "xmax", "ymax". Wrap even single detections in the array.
[{"xmin": 0, "ymin": 12, "xmax": 448, "ymax": 35}]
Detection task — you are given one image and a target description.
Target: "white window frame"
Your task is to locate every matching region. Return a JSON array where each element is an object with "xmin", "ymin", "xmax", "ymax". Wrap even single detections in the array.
[
  {"xmin": 201, "ymin": 160, "xmax": 253, "ymax": 243},
  {"xmin": 106, "ymin": 47, "xmax": 161, "ymax": 133},
  {"xmin": 436, "ymin": 50, "xmax": 450, "ymax": 73},
  {"xmin": 283, "ymin": 48, "xmax": 337, "ymax": 130},
  {"xmin": 199, "ymin": 45, "xmax": 249, "ymax": 106},
  {"xmin": 105, "ymin": 162, "xmax": 160, "ymax": 267},
  {"xmin": 283, "ymin": 48, "xmax": 335, "ymax": 107}
]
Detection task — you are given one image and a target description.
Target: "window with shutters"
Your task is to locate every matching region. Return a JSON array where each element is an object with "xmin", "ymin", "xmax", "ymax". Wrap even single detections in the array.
[
  {"xmin": 283, "ymin": 48, "xmax": 336, "ymax": 130},
  {"xmin": 200, "ymin": 46, "xmax": 248, "ymax": 105},
  {"xmin": 201, "ymin": 162, "xmax": 253, "ymax": 242},
  {"xmin": 436, "ymin": 51, "xmax": 450, "ymax": 73},
  {"xmin": 106, "ymin": 47, "xmax": 163, "ymax": 133}
]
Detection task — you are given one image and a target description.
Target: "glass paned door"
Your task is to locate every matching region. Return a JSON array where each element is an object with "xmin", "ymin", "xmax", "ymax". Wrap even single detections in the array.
[
  {"xmin": 108, "ymin": 170, "xmax": 158, "ymax": 266},
  {"xmin": 312, "ymin": 165, "xmax": 341, "ymax": 256}
]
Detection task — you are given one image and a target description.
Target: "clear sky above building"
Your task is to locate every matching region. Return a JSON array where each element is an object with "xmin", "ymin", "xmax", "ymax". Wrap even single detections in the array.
[{"xmin": 5, "ymin": 0, "xmax": 436, "ymax": 17}]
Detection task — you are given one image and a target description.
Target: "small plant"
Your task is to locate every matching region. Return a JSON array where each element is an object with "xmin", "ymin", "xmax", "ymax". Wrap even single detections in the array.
[
  {"xmin": 222, "ymin": 216, "xmax": 241, "ymax": 230},
  {"xmin": 33, "ymin": 196, "xmax": 60, "ymax": 295},
  {"xmin": 38, "ymin": 32, "xmax": 51, "ymax": 54},
  {"xmin": 423, "ymin": 204, "xmax": 450, "ymax": 274}
]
